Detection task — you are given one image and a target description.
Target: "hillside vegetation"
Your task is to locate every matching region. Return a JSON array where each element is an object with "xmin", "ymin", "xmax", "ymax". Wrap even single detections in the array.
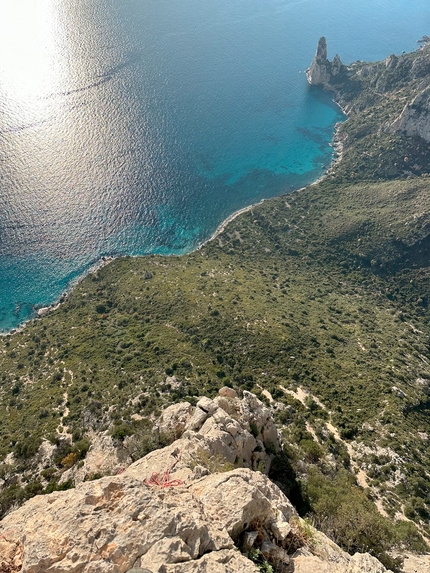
[{"xmin": 2, "ymin": 39, "xmax": 430, "ymax": 568}]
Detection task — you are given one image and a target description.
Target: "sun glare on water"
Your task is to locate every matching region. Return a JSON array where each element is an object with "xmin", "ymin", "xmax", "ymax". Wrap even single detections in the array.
[{"xmin": 0, "ymin": 0, "xmax": 66, "ymax": 122}]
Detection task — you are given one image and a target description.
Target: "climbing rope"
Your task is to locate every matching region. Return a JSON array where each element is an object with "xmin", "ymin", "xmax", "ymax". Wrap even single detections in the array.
[
  {"xmin": 0, "ymin": 528, "xmax": 15, "ymax": 539},
  {"xmin": 144, "ymin": 451, "xmax": 184, "ymax": 488}
]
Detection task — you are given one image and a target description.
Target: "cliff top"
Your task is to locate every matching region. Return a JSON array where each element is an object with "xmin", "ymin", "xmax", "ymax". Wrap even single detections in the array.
[{"xmin": 0, "ymin": 391, "xmax": 393, "ymax": 573}]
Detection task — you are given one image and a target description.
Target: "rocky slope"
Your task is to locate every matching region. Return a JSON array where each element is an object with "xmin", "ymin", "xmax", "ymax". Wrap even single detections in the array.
[
  {"xmin": 389, "ymin": 85, "xmax": 430, "ymax": 142},
  {"xmin": 0, "ymin": 391, "xmax": 391, "ymax": 573},
  {"xmin": 2, "ymin": 38, "xmax": 430, "ymax": 572}
]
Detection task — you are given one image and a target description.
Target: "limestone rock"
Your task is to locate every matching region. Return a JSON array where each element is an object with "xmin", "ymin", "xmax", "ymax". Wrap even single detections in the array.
[
  {"xmin": 384, "ymin": 54, "xmax": 398, "ymax": 69},
  {"xmin": 0, "ymin": 475, "xmax": 235, "ymax": 573},
  {"xmin": 218, "ymin": 387, "xmax": 237, "ymax": 399},
  {"xmin": 165, "ymin": 375, "xmax": 182, "ymax": 390},
  {"xmin": 242, "ymin": 531, "xmax": 258, "ymax": 551},
  {"xmin": 293, "ymin": 555, "xmax": 339, "ymax": 573},
  {"xmin": 0, "ymin": 392, "xmax": 392, "ymax": 573},
  {"xmin": 331, "ymin": 53, "xmax": 343, "ymax": 77},
  {"xmin": 411, "ymin": 54, "xmax": 430, "ymax": 79},
  {"xmin": 292, "ymin": 529, "xmax": 393, "ymax": 573},
  {"xmin": 389, "ymin": 86, "xmax": 430, "ymax": 142},
  {"xmin": 192, "ymin": 414, "xmax": 257, "ymax": 467},
  {"xmin": 125, "ymin": 438, "xmax": 196, "ymax": 485},
  {"xmin": 157, "ymin": 402, "xmax": 194, "ymax": 437},
  {"xmin": 347, "ymin": 552, "xmax": 388, "ymax": 573},
  {"xmin": 59, "ymin": 431, "xmax": 131, "ymax": 485},
  {"xmin": 294, "ymin": 552, "xmax": 390, "ymax": 573},
  {"xmin": 59, "ymin": 432, "xmax": 132, "ymax": 485},
  {"xmin": 125, "ymin": 391, "xmax": 281, "ymax": 487},
  {"xmin": 239, "ymin": 391, "xmax": 280, "ymax": 453},
  {"xmin": 0, "ymin": 468, "xmax": 295, "ymax": 573},
  {"xmin": 161, "ymin": 550, "xmax": 259, "ymax": 573},
  {"xmin": 270, "ymin": 519, "xmax": 291, "ymax": 541},
  {"xmin": 307, "ymin": 37, "xmax": 330, "ymax": 85},
  {"xmin": 0, "ymin": 468, "xmax": 288, "ymax": 573},
  {"xmin": 188, "ymin": 407, "xmax": 209, "ymax": 431},
  {"xmin": 0, "ymin": 538, "xmax": 23, "ymax": 573},
  {"xmin": 306, "ymin": 37, "xmax": 344, "ymax": 88},
  {"xmin": 189, "ymin": 468, "xmax": 296, "ymax": 540},
  {"xmin": 196, "ymin": 397, "xmax": 218, "ymax": 415},
  {"xmin": 37, "ymin": 439, "xmax": 56, "ymax": 468}
]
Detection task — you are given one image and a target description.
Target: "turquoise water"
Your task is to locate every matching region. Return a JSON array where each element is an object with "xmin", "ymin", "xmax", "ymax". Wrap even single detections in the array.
[{"xmin": 0, "ymin": 0, "xmax": 429, "ymax": 331}]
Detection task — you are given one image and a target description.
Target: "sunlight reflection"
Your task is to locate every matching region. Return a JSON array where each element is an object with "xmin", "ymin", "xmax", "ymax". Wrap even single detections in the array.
[{"xmin": 0, "ymin": 0, "xmax": 65, "ymax": 114}]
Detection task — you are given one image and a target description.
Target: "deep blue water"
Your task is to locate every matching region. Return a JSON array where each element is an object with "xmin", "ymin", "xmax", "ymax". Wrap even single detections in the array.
[{"xmin": 1, "ymin": 0, "xmax": 430, "ymax": 331}]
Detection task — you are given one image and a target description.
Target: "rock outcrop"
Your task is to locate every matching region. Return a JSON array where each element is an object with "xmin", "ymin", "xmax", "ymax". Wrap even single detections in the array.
[
  {"xmin": 127, "ymin": 390, "xmax": 281, "ymax": 486},
  {"xmin": 58, "ymin": 390, "xmax": 280, "ymax": 488},
  {"xmin": 389, "ymin": 85, "xmax": 430, "ymax": 142},
  {"xmin": 0, "ymin": 463, "xmax": 392, "ymax": 573},
  {"xmin": 306, "ymin": 37, "xmax": 344, "ymax": 88},
  {"xmin": 59, "ymin": 431, "xmax": 133, "ymax": 486},
  {"xmin": 0, "ymin": 391, "xmax": 392, "ymax": 573},
  {"xmin": 0, "ymin": 469, "xmax": 260, "ymax": 573}
]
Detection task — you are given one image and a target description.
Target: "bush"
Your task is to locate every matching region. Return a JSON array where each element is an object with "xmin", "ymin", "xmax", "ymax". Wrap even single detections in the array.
[
  {"xmin": 110, "ymin": 422, "xmax": 134, "ymax": 442},
  {"xmin": 44, "ymin": 480, "xmax": 73, "ymax": 494},
  {"xmin": 72, "ymin": 438, "xmax": 91, "ymax": 459},
  {"xmin": 14, "ymin": 435, "xmax": 42, "ymax": 459},
  {"xmin": 0, "ymin": 484, "xmax": 26, "ymax": 519},
  {"xmin": 305, "ymin": 468, "xmax": 404, "ymax": 572},
  {"xmin": 188, "ymin": 448, "xmax": 235, "ymax": 474},
  {"xmin": 250, "ymin": 422, "xmax": 259, "ymax": 438},
  {"xmin": 300, "ymin": 439, "xmax": 324, "ymax": 463},
  {"xmin": 61, "ymin": 452, "xmax": 79, "ymax": 469}
]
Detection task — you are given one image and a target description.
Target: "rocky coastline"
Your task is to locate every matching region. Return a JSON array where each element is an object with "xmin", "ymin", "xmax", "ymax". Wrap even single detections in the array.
[{"xmin": 2, "ymin": 37, "xmax": 430, "ymax": 573}]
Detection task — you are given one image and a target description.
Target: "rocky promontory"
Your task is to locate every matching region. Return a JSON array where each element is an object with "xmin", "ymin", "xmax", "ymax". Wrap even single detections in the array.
[
  {"xmin": 306, "ymin": 37, "xmax": 344, "ymax": 88},
  {"xmin": 0, "ymin": 391, "xmax": 392, "ymax": 573}
]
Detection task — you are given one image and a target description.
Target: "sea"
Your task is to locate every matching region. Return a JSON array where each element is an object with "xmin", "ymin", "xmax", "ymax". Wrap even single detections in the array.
[{"xmin": 1, "ymin": 0, "xmax": 429, "ymax": 332}]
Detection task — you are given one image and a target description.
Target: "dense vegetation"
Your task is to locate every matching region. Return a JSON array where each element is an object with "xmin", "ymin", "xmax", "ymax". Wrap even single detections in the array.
[{"xmin": 2, "ymin": 39, "xmax": 430, "ymax": 567}]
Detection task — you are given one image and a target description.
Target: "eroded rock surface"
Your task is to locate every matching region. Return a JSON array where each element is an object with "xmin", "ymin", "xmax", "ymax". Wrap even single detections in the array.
[
  {"xmin": 59, "ymin": 431, "xmax": 132, "ymax": 486},
  {"xmin": 0, "ymin": 392, "xmax": 393, "ymax": 573},
  {"xmin": 390, "ymin": 86, "xmax": 430, "ymax": 142},
  {"xmin": 306, "ymin": 37, "xmax": 344, "ymax": 87},
  {"xmin": 0, "ymin": 467, "xmax": 295, "ymax": 573}
]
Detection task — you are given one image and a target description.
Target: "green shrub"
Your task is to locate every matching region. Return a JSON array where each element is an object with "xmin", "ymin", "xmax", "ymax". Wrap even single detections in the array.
[
  {"xmin": 250, "ymin": 422, "xmax": 259, "ymax": 438},
  {"xmin": 110, "ymin": 422, "xmax": 134, "ymax": 442},
  {"xmin": 14, "ymin": 435, "xmax": 42, "ymax": 459},
  {"xmin": 188, "ymin": 448, "xmax": 235, "ymax": 474},
  {"xmin": 306, "ymin": 468, "xmax": 405, "ymax": 572},
  {"xmin": 299, "ymin": 439, "xmax": 324, "ymax": 463}
]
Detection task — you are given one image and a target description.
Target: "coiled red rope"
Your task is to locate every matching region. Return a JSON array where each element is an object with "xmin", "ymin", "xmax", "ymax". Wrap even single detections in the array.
[{"xmin": 144, "ymin": 451, "xmax": 184, "ymax": 488}]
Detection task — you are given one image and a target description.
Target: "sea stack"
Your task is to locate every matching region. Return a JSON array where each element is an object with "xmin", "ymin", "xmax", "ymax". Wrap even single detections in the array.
[{"xmin": 306, "ymin": 37, "xmax": 344, "ymax": 87}]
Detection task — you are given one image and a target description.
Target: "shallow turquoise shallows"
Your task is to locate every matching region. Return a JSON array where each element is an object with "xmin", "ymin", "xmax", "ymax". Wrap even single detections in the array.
[{"xmin": 1, "ymin": 0, "xmax": 429, "ymax": 331}]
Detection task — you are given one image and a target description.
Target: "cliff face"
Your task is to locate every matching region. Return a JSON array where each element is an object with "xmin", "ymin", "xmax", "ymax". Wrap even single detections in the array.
[
  {"xmin": 0, "ymin": 391, "xmax": 392, "ymax": 573},
  {"xmin": 305, "ymin": 37, "xmax": 430, "ymax": 179},
  {"xmin": 389, "ymin": 86, "xmax": 430, "ymax": 142},
  {"xmin": 306, "ymin": 37, "xmax": 344, "ymax": 88}
]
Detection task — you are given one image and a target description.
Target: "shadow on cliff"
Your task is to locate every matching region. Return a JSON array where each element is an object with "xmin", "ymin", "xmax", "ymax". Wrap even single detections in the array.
[{"xmin": 269, "ymin": 450, "xmax": 311, "ymax": 516}]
